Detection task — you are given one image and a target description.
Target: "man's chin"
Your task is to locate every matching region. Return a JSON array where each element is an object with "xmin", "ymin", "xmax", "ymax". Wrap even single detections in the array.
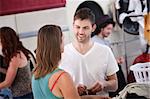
[{"xmin": 77, "ymin": 38, "xmax": 84, "ymax": 42}]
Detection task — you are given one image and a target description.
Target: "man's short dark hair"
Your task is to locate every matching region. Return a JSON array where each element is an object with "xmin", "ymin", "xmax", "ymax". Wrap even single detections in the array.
[{"xmin": 74, "ymin": 8, "xmax": 95, "ymax": 25}]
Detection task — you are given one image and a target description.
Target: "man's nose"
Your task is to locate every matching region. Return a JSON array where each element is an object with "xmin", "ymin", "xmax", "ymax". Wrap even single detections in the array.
[{"xmin": 79, "ymin": 28, "xmax": 84, "ymax": 34}]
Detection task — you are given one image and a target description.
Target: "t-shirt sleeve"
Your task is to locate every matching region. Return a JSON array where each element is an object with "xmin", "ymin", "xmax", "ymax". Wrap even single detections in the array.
[{"xmin": 106, "ymin": 47, "xmax": 119, "ymax": 76}]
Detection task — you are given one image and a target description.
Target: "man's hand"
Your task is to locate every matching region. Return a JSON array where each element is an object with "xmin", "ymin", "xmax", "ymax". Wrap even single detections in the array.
[
  {"xmin": 88, "ymin": 81, "xmax": 104, "ymax": 94},
  {"xmin": 77, "ymin": 84, "xmax": 87, "ymax": 96},
  {"xmin": 116, "ymin": 56, "xmax": 124, "ymax": 64}
]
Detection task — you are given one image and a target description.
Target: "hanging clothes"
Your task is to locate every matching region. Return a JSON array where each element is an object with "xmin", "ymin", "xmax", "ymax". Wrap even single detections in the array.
[{"xmin": 112, "ymin": 83, "xmax": 150, "ymax": 99}]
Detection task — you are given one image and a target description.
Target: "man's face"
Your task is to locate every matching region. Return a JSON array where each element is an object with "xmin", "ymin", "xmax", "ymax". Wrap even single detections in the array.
[
  {"xmin": 73, "ymin": 19, "xmax": 96, "ymax": 43},
  {"xmin": 101, "ymin": 24, "xmax": 113, "ymax": 38}
]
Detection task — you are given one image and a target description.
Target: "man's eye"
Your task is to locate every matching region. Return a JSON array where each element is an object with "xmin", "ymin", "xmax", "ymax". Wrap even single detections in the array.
[
  {"xmin": 147, "ymin": 29, "xmax": 150, "ymax": 32},
  {"xmin": 83, "ymin": 27, "xmax": 89, "ymax": 30}
]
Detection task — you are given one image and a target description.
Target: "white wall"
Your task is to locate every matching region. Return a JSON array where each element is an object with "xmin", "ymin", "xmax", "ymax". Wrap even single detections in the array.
[
  {"xmin": 0, "ymin": 15, "xmax": 17, "ymax": 30},
  {"xmin": 0, "ymin": 7, "xmax": 71, "ymax": 53}
]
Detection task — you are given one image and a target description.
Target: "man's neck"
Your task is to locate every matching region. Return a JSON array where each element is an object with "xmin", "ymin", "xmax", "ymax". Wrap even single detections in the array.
[{"xmin": 73, "ymin": 40, "xmax": 93, "ymax": 55}]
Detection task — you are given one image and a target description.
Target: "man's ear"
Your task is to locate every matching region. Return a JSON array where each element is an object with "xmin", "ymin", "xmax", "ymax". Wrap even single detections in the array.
[{"xmin": 92, "ymin": 24, "xmax": 96, "ymax": 32}]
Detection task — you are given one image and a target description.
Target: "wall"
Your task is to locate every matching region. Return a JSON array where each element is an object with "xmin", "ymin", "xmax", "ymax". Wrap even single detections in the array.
[{"xmin": 0, "ymin": 7, "xmax": 71, "ymax": 52}]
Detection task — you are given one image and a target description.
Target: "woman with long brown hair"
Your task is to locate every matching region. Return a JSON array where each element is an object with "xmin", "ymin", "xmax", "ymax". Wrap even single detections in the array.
[
  {"xmin": 32, "ymin": 25, "xmax": 80, "ymax": 99},
  {"xmin": 0, "ymin": 27, "xmax": 33, "ymax": 98}
]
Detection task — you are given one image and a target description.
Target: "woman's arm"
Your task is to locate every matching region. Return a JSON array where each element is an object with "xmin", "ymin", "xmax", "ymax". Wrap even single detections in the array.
[
  {"xmin": 58, "ymin": 72, "xmax": 81, "ymax": 99},
  {"xmin": 0, "ymin": 52, "xmax": 26, "ymax": 89},
  {"xmin": 49, "ymin": 71, "xmax": 111, "ymax": 99},
  {"xmin": 81, "ymin": 95, "xmax": 111, "ymax": 99},
  {"xmin": 0, "ymin": 60, "xmax": 18, "ymax": 89}
]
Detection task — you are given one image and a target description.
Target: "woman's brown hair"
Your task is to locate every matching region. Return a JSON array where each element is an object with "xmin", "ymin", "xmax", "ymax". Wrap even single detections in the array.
[
  {"xmin": 0, "ymin": 27, "xmax": 31, "ymax": 66},
  {"xmin": 34, "ymin": 25, "xmax": 62, "ymax": 79}
]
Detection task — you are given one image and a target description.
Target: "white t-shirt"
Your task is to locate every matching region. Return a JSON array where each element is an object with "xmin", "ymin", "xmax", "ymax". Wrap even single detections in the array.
[{"xmin": 59, "ymin": 42, "xmax": 119, "ymax": 96}]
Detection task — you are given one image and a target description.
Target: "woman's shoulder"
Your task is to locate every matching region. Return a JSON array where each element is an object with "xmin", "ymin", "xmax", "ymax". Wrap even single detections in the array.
[
  {"xmin": 49, "ymin": 69, "xmax": 71, "ymax": 84},
  {"xmin": 51, "ymin": 69, "xmax": 68, "ymax": 79},
  {"xmin": 10, "ymin": 51, "xmax": 28, "ymax": 68},
  {"xmin": 55, "ymin": 70, "xmax": 72, "ymax": 84}
]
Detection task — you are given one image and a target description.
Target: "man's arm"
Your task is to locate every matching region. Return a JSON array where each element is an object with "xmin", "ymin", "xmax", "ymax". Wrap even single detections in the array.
[
  {"xmin": 88, "ymin": 73, "xmax": 118, "ymax": 93},
  {"xmin": 103, "ymin": 73, "xmax": 118, "ymax": 92}
]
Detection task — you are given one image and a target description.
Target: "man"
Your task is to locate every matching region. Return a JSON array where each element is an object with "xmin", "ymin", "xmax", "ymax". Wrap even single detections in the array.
[
  {"xmin": 92, "ymin": 15, "xmax": 124, "ymax": 64},
  {"xmin": 92, "ymin": 15, "xmax": 126, "ymax": 97},
  {"xmin": 91, "ymin": 15, "xmax": 115, "ymax": 47},
  {"xmin": 60, "ymin": 8, "xmax": 119, "ymax": 96}
]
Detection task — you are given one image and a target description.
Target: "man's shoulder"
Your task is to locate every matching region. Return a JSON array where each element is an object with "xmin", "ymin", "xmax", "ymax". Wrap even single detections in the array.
[
  {"xmin": 92, "ymin": 35, "xmax": 103, "ymax": 42},
  {"xmin": 93, "ymin": 42, "xmax": 112, "ymax": 54},
  {"xmin": 94, "ymin": 42, "xmax": 110, "ymax": 49}
]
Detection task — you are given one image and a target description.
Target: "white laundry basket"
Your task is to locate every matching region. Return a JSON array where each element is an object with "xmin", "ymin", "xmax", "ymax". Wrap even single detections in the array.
[{"xmin": 130, "ymin": 62, "xmax": 150, "ymax": 83}]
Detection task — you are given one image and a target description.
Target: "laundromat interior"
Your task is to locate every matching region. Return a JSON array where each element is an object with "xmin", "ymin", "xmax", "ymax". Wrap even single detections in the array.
[{"xmin": 0, "ymin": 0, "xmax": 150, "ymax": 98}]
